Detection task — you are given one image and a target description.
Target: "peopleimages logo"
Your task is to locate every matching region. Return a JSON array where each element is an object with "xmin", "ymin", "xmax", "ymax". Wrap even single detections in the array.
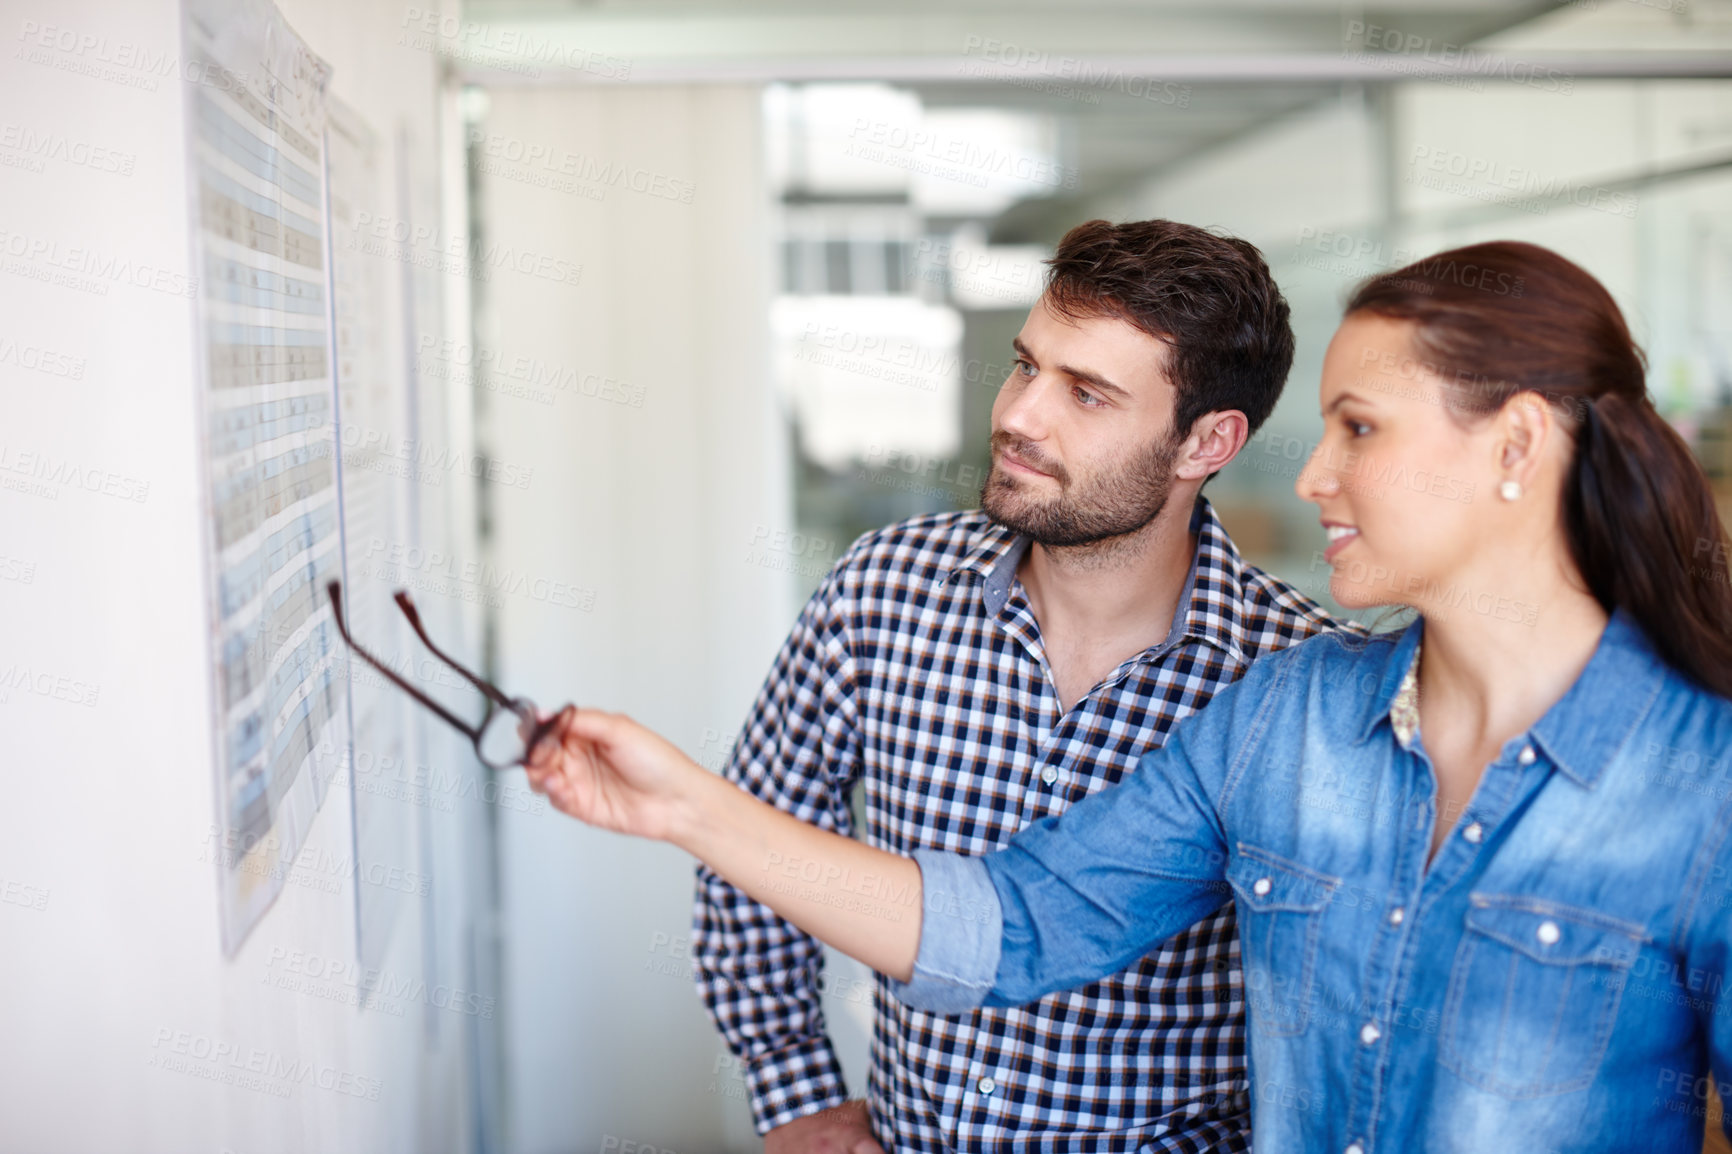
[
  {"xmin": 417, "ymin": 335, "xmax": 646, "ymax": 408},
  {"xmin": 1406, "ymin": 145, "xmax": 1639, "ymax": 219},
  {"xmin": 958, "ymin": 35, "xmax": 1191, "ymax": 107},
  {"xmin": 860, "ymin": 444, "xmax": 985, "ymax": 493},
  {"xmin": 0, "ymin": 334, "xmax": 85, "ymax": 379},
  {"xmin": 357, "ymin": 536, "xmax": 595, "ymax": 611},
  {"xmin": 0, "ymin": 874, "xmax": 50, "ymax": 911},
  {"xmin": 399, "ymin": 8, "xmax": 633, "ymax": 80},
  {"xmin": 466, "ymin": 128, "xmax": 694, "ymax": 204},
  {"xmin": 200, "ymin": 826, "xmax": 432, "ymax": 897},
  {"xmin": 263, "ymin": 946, "xmax": 497, "ymax": 1019},
  {"xmin": 1342, "ymin": 20, "xmax": 1574, "ymax": 94},
  {"xmin": 0, "ymin": 663, "xmax": 101, "ymax": 707},
  {"xmin": 336, "ymin": 428, "xmax": 534, "ymax": 490},
  {"xmin": 350, "ymin": 211, "xmax": 584, "ymax": 286},
  {"xmin": 316, "ymin": 738, "xmax": 551, "ymax": 816},
  {"xmin": 0, "ymin": 121, "xmax": 135, "ymax": 175},
  {"xmin": 13, "ymin": 18, "xmax": 273, "ymax": 97},
  {"xmin": 846, "ymin": 117, "xmax": 1079, "ymax": 191},
  {"xmin": 147, "ymin": 1028, "xmax": 383, "ymax": 1101}
]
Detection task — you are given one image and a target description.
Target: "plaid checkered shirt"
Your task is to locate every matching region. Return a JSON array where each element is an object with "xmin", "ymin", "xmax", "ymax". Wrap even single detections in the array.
[{"xmin": 692, "ymin": 498, "xmax": 1347, "ymax": 1152}]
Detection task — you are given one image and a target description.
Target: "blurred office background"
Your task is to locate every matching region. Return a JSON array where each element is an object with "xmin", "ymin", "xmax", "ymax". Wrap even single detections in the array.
[
  {"xmin": 472, "ymin": 10, "xmax": 1732, "ymax": 1147},
  {"xmin": 2, "ymin": 0, "xmax": 1731, "ymax": 1151}
]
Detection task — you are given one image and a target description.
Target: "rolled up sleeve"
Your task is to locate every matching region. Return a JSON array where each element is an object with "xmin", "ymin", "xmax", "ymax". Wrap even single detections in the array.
[
  {"xmin": 903, "ymin": 644, "xmax": 1294, "ymax": 1012},
  {"xmin": 887, "ymin": 849, "xmax": 1004, "ymax": 1014}
]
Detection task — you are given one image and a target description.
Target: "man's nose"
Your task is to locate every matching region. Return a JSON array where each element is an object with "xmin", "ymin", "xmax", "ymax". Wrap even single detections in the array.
[{"xmin": 996, "ymin": 375, "xmax": 1060, "ymax": 441}]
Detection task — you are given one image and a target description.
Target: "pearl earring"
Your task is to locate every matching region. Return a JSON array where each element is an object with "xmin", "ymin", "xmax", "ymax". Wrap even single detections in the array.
[{"xmin": 1499, "ymin": 480, "xmax": 1523, "ymax": 501}]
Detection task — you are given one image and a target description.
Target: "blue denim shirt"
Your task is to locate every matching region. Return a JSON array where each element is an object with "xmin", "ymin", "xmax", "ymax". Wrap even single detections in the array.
[{"xmin": 896, "ymin": 609, "xmax": 1732, "ymax": 1153}]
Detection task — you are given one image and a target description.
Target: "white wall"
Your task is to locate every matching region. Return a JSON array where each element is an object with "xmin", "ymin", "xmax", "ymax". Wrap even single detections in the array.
[
  {"xmin": 0, "ymin": 1, "xmax": 482, "ymax": 1151},
  {"xmin": 469, "ymin": 85, "xmax": 795, "ymax": 1154}
]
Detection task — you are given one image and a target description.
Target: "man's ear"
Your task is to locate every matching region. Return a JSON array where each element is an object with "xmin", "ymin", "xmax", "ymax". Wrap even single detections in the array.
[{"xmin": 1174, "ymin": 410, "xmax": 1249, "ymax": 482}]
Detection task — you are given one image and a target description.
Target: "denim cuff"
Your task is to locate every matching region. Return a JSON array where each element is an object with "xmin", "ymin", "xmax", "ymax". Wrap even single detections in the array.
[{"xmin": 887, "ymin": 849, "xmax": 1002, "ymax": 1014}]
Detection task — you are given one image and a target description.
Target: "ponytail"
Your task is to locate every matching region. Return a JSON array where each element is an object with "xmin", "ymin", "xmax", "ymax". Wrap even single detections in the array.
[
  {"xmin": 1348, "ymin": 241, "xmax": 1732, "ymax": 698},
  {"xmin": 1567, "ymin": 391, "xmax": 1732, "ymax": 696}
]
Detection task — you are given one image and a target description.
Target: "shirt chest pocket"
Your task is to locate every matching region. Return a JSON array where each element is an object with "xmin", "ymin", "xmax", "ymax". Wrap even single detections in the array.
[
  {"xmin": 1227, "ymin": 844, "xmax": 1338, "ymax": 1038},
  {"xmin": 1440, "ymin": 894, "xmax": 1647, "ymax": 1099}
]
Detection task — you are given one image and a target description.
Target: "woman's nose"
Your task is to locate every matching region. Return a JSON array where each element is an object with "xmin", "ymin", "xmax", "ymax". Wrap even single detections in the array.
[{"xmin": 1295, "ymin": 443, "xmax": 1340, "ymax": 503}]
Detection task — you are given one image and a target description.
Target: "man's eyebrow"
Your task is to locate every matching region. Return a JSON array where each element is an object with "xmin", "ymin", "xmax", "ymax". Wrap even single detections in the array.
[
  {"xmin": 1012, "ymin": 338, "xmax": 1131, "ymax": 401},
  {"xmin": 1061, "ymin": 364, "xmax": 1131, "ymax": 401}
]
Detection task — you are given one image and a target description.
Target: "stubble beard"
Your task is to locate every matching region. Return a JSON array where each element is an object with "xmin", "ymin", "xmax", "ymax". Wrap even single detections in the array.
[{"xmin": 979, "ymin": 429, "xmax": 1182, "ymax": 553}]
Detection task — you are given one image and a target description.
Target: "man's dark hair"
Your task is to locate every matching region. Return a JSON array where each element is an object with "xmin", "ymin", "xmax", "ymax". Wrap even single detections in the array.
[{"xmin": 1043, "ymin": 219, "xmax": 1294, "ymax": 438}]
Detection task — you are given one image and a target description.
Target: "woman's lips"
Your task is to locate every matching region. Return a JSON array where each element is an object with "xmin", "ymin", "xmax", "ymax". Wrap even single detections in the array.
[{"xmin": 1322, "ymin": 525, "xmax": 1359, "ymax": 563}]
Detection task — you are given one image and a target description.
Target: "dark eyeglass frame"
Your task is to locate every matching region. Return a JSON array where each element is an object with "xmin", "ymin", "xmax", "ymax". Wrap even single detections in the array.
[{"xmin": 326, "ymin": 579, "xmax": 559, "ymax": 772}]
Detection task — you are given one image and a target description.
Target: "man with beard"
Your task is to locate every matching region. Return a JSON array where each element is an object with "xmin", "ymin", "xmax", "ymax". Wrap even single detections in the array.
[{"xmin": 693, "ymin": 219, "xmax": 1347, "ymax": 1154}]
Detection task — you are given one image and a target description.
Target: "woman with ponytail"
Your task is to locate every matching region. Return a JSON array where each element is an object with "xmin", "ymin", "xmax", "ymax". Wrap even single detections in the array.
[
  {"xmin": 1342, "ymin": 241, "xmax": 1732, "ymax": 699},
  {"xmin": 523, "ymin": 241, "xmax": 1732, "ymax": 1152}
]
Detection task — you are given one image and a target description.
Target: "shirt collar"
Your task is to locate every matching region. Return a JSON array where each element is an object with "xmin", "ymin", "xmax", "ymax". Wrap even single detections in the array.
[
  {"xmin": 947, "ymin": 497, "xmax": 1254, "ymax": 667},
  {"xmin": 948, "ymin": 518, "xmax": 1027, "ymax": 610},
  {"xmin": 1531, "ymin": 608, "xmax": 1668, "ymax": 787},
  {"xmin": 1388, "ymin": 643, "xmax": 1422, "ymax": 749},
  {"xmin": 1353, "ymin": 618, "xmax": 1423, "ymax": 748},
  {"xmin": 1356, "ymin": 606, "xmax": 1667, "ymax": 788}
]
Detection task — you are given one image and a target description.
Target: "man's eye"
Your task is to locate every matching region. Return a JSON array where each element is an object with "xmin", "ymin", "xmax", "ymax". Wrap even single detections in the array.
[
  {"xmin": 1014, "ymin": 359, "xmax": 1036, "ymax": 377},
  {"xmin": 1073, "ymin": 386, "xmax": 1104, "ymax": 407}
]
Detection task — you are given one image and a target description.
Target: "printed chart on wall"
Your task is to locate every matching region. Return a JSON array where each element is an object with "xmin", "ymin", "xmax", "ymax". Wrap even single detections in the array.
[
  {"xmin": 185, "ymin": 0, "xmax": 347, "ymax": 954},
  {"xmin": 326, "ymin": 95, "xmax": 420, "ymax": 974}
]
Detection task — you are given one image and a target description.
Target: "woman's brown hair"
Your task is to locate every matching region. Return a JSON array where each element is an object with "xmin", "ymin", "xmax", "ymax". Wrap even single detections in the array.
[{"xmin": 1348, "ymin": 241, "xmax": 1732, "ymax": 698}]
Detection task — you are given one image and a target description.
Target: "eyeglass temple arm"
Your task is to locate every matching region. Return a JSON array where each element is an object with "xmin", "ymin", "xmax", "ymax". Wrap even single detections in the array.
[
  {"xmin": 326, "ymin": 581, "xmax": 483, "ymax": 740},
  {"xmin": 390, "ymin": 590, "xmax": 518, "ymax": 713}
]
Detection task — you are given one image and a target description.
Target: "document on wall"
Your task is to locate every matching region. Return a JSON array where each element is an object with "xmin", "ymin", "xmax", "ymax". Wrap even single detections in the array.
[
  {"xmin": 326, "ymin": 95, "xmax": 419, "ymax": 973},
  {"xmin": 185, "ymin": 0, "xmax": 345, "ymax": 954}
]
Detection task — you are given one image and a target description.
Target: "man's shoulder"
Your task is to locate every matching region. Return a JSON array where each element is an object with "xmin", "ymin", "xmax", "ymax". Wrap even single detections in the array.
[
  {"xmin": 835, "ymin": 509, "xmax": 1001, "ymax": 583},
  {"xmin": 1228, "ymin": 611, "xmax": 1400, "ymax": 705},
  {"xmin": 1231, "ymin": 560, "xmax": 1371, "ymax": 659}
]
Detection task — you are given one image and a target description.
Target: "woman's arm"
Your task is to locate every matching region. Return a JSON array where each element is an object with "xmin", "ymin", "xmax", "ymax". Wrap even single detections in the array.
[
  {"xmin": 898, "ymin": 637, "xmax": 1302, "ymax": 1008},
  {"xmin": 526, "ymin": 633, "xmax": 1299, "ymax": 1004},
  {"xmin": 524, "ymin": 708, "xmax": 922, "ymax": 980}
]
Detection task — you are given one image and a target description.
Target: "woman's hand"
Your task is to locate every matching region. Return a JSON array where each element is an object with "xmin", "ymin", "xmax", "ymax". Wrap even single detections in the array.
[
  {"xmin": 522, "ymin": 707, "xmax": 710, "ymax": 843},
  {"xmin": 521, "ymin": 705, "xmax": 925, "ymax": 980}
]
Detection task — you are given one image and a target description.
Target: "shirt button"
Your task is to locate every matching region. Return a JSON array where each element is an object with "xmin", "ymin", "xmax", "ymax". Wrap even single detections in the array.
[
  {"xmin": 977, "ymin": 1076, "xmax": 997, "ymax": 1095},
  {"xmin": 1253, "ymin": 877, "xmax": 1272, "ymax": 896},
  {"xmin": 1040, "ymin": 766, "xmax": 1059, "ymax": 786},
  {"xmin": 1518, "ymin": 745, "xmax": 1536, "ymax": 766},
  {"xmin": 1388, "ymin": 907, "xmax": 1405, "ymax": 926},
  {"xmin": 1462, "ymin": 822, "xmax": 1484, "ymax": 844},
  {"xmin": 1346, "ymin": 1144, "xmax": 1366, "ymax": 1154},
  {"xmin": 1537, "ymin": 920, "xmax": 1561, "ymax": 945},
  {"xmin": 1360, "ymin": 1022, "xmax": 1382, "ymax": 1045}
]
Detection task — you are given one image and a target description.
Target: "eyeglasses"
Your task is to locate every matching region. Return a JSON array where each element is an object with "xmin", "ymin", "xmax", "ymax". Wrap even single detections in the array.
[{"xmin": 326, "ymin": 580, "xmax": 560, "ymax": 772}]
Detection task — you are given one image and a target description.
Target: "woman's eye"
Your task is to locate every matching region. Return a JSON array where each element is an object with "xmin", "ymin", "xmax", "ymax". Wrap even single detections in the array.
[
  {"xmin": 1346, "ymin": 419, "xmax": 1371, "ymax": 437},
  {"xmin": 1073, "ymin": 386, "xmax": 1104, "ymax": 407}
]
